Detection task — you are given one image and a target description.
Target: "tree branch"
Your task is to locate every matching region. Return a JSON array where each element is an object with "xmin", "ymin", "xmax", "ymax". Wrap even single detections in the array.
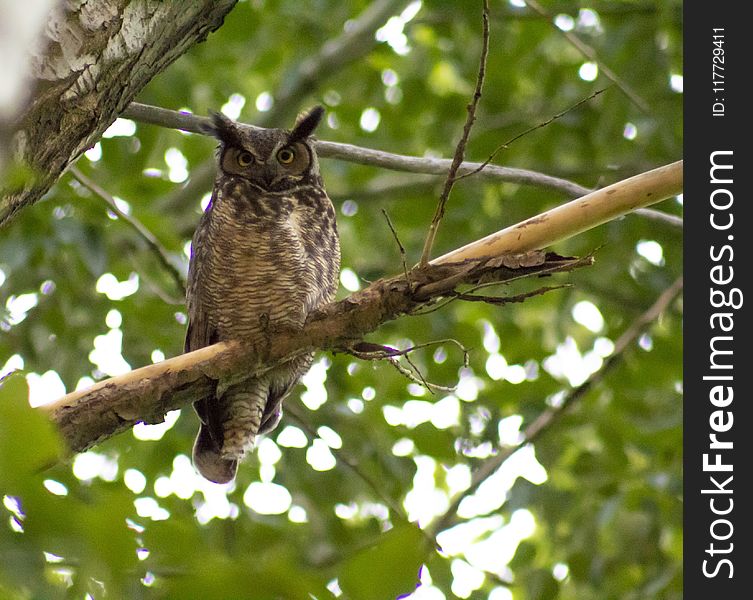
[
  {"xmin": 69, "ymin": 166, "xmax": 186, "ymax": 296},
  {"xmin": 41, "ymin": 161, "xmax": 681, "ymax": 454},
  {"xmin": 45, "ymin": 252, "xmax": 591, "ymax": 453},
  {"xmin": 432, "ymin": 160, "xmax": 682, "ymax": 263},
  {"xmin": 123, "ymin": 101, "xmax": 683, "ymax": 231},
  {"xmin": 123, "ymin": 101, "xmax": 593, "ymax": 198},
  {"xmin": 419, "ymin": 0, "xmax": 490, "ymax": 266}
]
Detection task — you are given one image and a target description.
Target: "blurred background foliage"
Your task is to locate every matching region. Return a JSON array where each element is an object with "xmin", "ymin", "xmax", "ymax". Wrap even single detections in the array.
[{"xmin": 1, "ymin": 1, "xmax": 682, "ymax": 598}]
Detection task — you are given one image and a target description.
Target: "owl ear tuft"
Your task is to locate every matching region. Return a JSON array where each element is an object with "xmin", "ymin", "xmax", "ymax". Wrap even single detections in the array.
[
  {"xmin": 201, "ymin": 111, "xmax": 246, "ymax": 149},
  {"xmin": 288, "ymin": 105, "xmax": 325, "ymax": 143}
]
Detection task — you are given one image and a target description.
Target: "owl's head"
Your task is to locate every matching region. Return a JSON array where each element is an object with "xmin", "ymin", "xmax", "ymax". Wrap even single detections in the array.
[{"xmin": 202, "ymin": 106, "xmax": 325, "ymax": 192}]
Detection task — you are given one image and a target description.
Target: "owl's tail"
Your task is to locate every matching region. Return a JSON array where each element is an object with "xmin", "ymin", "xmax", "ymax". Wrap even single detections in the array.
[
  {"xmin": 192, "ymin": 425, "xmax": 238, "ymax": 484},
  {"xmin": 192, "ymin": 383, "xmax": 268, "ymax": 484}
]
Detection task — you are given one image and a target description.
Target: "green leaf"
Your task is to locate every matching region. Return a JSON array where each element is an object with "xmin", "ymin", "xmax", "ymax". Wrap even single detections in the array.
[
  {"xmin": 339, "ymin": 523, "xmax": 427, "ymax": 600},
  {"xmin": 0, "ymin": 374, "xmax": 63, "ymax": 493},
  {"xmin": 523, "ymin": 568, "xmax": 559, "ymax": 600}
]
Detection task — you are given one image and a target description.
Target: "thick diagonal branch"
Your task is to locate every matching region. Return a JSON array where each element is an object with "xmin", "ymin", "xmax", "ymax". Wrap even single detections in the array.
[
  {"xmin": 41, "ymin": 161, "xmax": 682, "ymax": 453},
  {"xmin": 45, "ymin": 253, "xmax": 591, "ymax": 453}
]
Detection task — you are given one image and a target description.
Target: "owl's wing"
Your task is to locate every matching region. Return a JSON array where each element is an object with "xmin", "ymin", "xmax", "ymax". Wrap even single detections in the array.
[
  {"xmin": 184, "ymin": 208, "xmax": 222, "ymax": 439},
  {"xmin": 186, "ymin": 306, "xmax": 225, "ymax": 440}
]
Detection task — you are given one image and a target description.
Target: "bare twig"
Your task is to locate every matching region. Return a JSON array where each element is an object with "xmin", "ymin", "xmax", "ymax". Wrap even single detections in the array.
[
  {"xmin": 69, "ymin": 166, "xmax": 186, "ymax": 295},
  {"xmin": 381, "ymin": 208, "xmax": 410, "ymax": 285},
  {"xmin": 419, "ymin": 0, "xmax": 491, "ymax": 267},
  {"xmin": 523, "ymin": 0, "xmax": 650, "ymax": 113},
  {"xmin": 410, "ymin": 262, "xmax": 576, "ymax": 316},
  {"xmin": 454, "ymin": 88, "xmax": 609, "ymax": 183},
  {"xmin": 449, "ymin": 284, "xmax": 571, "ymax": 305},
  {"xmin": 389, "ymin": 356, "xmax": 437, "ymax": 394},
  {"xmin": 634, "ymin": 207, "xmax": 683, "ymax": 228},
  {"xmin": 429, "ymin": 275, "xmax": 683, "ymax": 536},
  {"xmin": 345, "ymin": 337, "xmax": 468, "ymax": 394}
]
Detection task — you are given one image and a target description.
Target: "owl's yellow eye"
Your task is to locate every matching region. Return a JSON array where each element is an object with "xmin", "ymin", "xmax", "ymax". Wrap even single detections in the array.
[
  {"xmin": 237, "ymin": 151, "xmax": 254, "ymax": 167},
  {"xmin": 277, "ymin": 148, "xmax": 296, "ymax": 165}
]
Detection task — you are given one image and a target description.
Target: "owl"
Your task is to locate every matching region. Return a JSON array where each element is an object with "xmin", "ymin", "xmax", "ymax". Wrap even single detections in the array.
[{"xmin": 185, "ymin": 106, "xmax": 340, "ymax": 484}]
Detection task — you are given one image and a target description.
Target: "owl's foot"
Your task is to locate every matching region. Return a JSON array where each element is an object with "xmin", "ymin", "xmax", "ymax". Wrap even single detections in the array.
[{"xmin": 218, "ymin": 385, "xmax": 266, "ymax": 458}]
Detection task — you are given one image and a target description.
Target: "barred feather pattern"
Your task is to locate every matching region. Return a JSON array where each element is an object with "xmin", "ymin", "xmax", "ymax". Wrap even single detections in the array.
[{"xmin": 186, "ymin": 174, "xmax": 340, "ymax": 484}]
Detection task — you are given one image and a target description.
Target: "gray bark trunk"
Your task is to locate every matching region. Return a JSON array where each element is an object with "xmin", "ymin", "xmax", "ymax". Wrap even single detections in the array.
[{"xmin": 1, "ymin": 0, "xmax": 237, "ymax": 227}]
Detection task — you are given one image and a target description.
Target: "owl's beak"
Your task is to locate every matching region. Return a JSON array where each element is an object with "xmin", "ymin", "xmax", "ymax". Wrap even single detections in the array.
[{"xmin": 260, "ymin": 163, "xmax": 278, "ymax": 187}]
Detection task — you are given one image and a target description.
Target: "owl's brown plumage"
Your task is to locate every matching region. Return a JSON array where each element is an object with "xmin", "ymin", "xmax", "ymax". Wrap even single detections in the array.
[{"xmin": 185, "ymin": 107, "xmax": 340, "ymax": 483}]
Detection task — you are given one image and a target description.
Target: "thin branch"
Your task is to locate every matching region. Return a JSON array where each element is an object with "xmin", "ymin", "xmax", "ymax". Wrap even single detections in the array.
[
  {"xmin": 344, "ymin": 338, "xmax": 469, "ymax": 394},
  {"xmin": 69, "ymin": 166, "xmax": 186, "ymax": 295},
  {"xmin": 449, "ymin": 284, "xmax": 571, "ymax": 305},
  {"xmin": 410, "ymin": 262, "xmax": 577, "ymax": 316},
  {"xmin": 429, "ymin": 275, "xmax": 683, "ymax": 536},
  {"xmin": 419, "ymin": 0, "xmax": 490, "ymax": 267},
  {"xmin": 390, "ymin": 355, "xmax": 438, "ymax": 394},
  {"xmin": 122, "ymin": 101, "xmax": 682, "ymax": 230},
  {"xmin": 344, "ymin": 338, "xmax": 468, "ymax": 364},
  {"xmin": 123, "ymin": 101, "xmax": 591, "ymax": 199},
  {"xmin": 634, "ymin": 207, "xmax": 683, "ymax": 228},
  {"xmin": 330, "ymin": 173, "xmax": 435, "ymax": 202},
  {"xmin": 523, "ymin": 0, "xmax": 650, "ymax": 113},
  {"xmin": 454, "ymin": 87, "xmax": 609, "ymax": 183},
  {"xmin": 381, "ymin": 208, "xmax": 410, "ymax": 285}
]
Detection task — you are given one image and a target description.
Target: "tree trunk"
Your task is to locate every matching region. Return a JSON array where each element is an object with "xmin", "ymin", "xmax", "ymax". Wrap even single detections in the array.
[{"xmin": 1, "ymin": 0, "xmax": 237, "ymax": 227}]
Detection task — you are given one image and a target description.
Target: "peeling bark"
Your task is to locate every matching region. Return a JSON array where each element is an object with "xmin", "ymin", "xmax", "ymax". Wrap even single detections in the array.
[{"xmin": 1, "ymin": 0, "xmax": 237, "ymax": 226}]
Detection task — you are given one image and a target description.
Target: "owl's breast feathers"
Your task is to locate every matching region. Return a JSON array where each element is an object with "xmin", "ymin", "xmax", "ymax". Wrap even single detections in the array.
[{"xmin": 186, "ymin": 177, "xmax": 340, "ymax": 350}]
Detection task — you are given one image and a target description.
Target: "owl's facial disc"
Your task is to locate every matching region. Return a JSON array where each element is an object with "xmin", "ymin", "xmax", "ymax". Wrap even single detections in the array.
[{"xmin": 205, "ymin": 109, "xmax": 320, "ymax": 186}]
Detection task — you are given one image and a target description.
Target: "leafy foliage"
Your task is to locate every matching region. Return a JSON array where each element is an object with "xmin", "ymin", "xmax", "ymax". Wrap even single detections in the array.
[{"xmin": 1, "ymin": 1, "xmax": 682, "ymax": 598}]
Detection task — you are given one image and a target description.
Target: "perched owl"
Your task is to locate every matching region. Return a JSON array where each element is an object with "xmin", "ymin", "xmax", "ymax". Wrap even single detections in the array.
[{"xmin": 185, "ymin": 107, "xmax": 340, "ymax": 484}]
